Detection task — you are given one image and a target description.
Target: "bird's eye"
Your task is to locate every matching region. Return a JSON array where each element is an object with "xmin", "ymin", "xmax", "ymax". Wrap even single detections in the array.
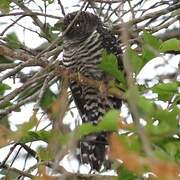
[{"xmin": 76, "ymin": 23, "xmax": 80, "ymax": 27}]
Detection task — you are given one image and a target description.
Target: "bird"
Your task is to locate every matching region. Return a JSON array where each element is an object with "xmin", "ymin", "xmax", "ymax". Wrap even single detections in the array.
[{"xmin": 62, "ymin": 11, "xmax": 123, "ymax": 172}]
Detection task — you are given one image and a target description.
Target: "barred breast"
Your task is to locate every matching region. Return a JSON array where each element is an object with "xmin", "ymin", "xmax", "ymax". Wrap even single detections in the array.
[{"xmin": 63, "ymin": 30, "xmax": 104, "ymax": 80}]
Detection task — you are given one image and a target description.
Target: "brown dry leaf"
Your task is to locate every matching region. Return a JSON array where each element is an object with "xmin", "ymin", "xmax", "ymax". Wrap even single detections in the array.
[
  {"xmin": 108, "ymin": 133, "xmax": 180, "ymax": 180},
  {"xmin": 150, "ymin": 159, "xmax": 180, "ymax": 180},
  {"xmin": 0, "ymin": 125, "xmax": 11, "ymax": 146},
  {"xmin": 47, "ymin": 79, "xmax": 69, "ymax": 126},
  {"xmin": 117, "ymin": 120, "xmax": 133, "ymax": 129},
  {"xmin": 108, "ymin": 133, "xmax": 145, "ymax": 172},
  {"xmin": 47, "ymin": 79, "xmax": 69, "ymax": 158}
]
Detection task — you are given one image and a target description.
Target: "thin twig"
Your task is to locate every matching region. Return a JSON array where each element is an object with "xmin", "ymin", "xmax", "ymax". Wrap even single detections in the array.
[
  {"xmin": 35, "ymin": 0, "xmax": 88, "ymax": 58},
  {"xmin": 57, "ymin": 0, "xmax": 66, "ymax": 16},
  {"xmin": 0, "ymin": 12, "xmax": 62, "ymax": 19},
  {"xmin": 1, "ymin": 164, "xmax": 35, "ymax": 179}
]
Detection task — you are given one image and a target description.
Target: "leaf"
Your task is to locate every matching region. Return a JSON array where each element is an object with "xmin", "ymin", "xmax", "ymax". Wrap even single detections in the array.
[
  {"xmin": 153, "ymin": 145, "xmax": 173, "ymax": 161},
  {"xmin": 0, "ymin": 83, "xmax": 11, "ymax": 96},
  {"xmin": 20, "ymin": 130, "xmax": 70, "ymax": 146},
  {"xmin": 99, "ymin": 109, "xmax": 120, "ymax": 130},
  {"xmin": 146, "ymin": 107, "xmax": 179, "ymax": 135},
  {"xmin": 40, "ymin": 88, "xmax": 57, "ymax": 109},
  {"xmin": 151, "ymin": 82, "xmax": 179, "ymax": 101},
  {"xmin": 127, "ymin": 47, "xmax": 143, "ymax": 74},
  {"xmin": 143, "ymin": 31, "xmax": 161, "ymax": 49},
  {"xmin": 0, "ymin": 125, "xmax": 10, "ymax": 147},
  {"xmin": 54, "ymin": 20, "xmax": 64, "ymax": 32},
  {"xmin": 0, "ymin": 55, "xmax": 13, "ymax": 64},
  {"xmin": 0, "ymin": 0, "xmax": 11, "ymax": 12},
  {"xmin": 20, "ymin": 130, "xmax": 50, "ymax": 143},
  {"xmin": 5, "ymin": 32, "xmax": 22, "ymax": 49},
  {"xmin": 160, "ymin": 38, "xmax": 180, "ymax": 52},
  {"xmin": 98, "ymin": 51, "xmax": 125, "ymax": 84},
  {"xmin": 0, "ymin": 170, "xmax": 19, "ymax": 179},
  {"xmin": 142, "ymin": 31, "xmax": 162, "ymax": 62},
  {"xmin": 137, "ymin": 96, "xmax": 155, "ymax": 119},
  {"xmin": 109, "ymin": 134, "xmax": 180, "ymax": 179},
  {"xmin": 13, "ymin": 112, "xmax": 38, "ymax": 141},
  {"xmin": 164, "ymin": 142, "xmax": 180, "ymax": 161},
  {"xmin": 77, "ymin": 109, "xmax": 119, "ymax": 137},
  {"xmin": 37, "ymin": 146, "xmax": 53, "ymax": 161},
  {"xmin": 120, "ymin": 135, "xmax": 142, "ymax": 153},
  {"xmin": 118, "ymin": 166, "xmax": 139, "ymax": 180},
  {"xmin": 41, "ymin": 0, "xmax": 54, "ymax": 4},
  {"xmin": 0, "ymin": 115, "xmax": 10, "ymax": 129}
]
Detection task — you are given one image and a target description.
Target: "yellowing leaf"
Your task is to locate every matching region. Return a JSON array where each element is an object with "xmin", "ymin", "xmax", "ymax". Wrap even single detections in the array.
[{"xmin": 0, "ymin": 0, "xmax": 11, "ymax": 13}]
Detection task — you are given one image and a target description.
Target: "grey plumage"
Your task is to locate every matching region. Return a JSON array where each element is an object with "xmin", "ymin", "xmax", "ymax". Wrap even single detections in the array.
[{"xmin": 62, "ymin": 11, "xmax": 123, "ymax": 171}]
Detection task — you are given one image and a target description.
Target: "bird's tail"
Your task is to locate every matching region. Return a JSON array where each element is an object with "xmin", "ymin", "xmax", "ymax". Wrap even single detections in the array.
[{"xmin": 76, "ymin": 132, "xmax": 111, "ymax": 172}]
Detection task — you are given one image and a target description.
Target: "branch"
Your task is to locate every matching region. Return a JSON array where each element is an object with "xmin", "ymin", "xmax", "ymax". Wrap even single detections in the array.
[
  {"xmin": 0, "ymin": 164, "xmax": 34, "ymax": 179},
  {"xmin": 57, "ymin": 0, "xmax": 66, "ymax": 16},
  {"xmin": 35, "ymin": 0, "xmax": 88, "ymax": 58},
  {"xmin": 120, "ymin": 23, "xmax": 153, "ymax": 156},
  {"xmin": 12, "ymin": 0, "xmax": 44, "ymax": 30},
  {"xmin": 0, "ymin": 59, "xmax": 40, "ymax": 82},
  {"xmin": 0, "ymin": 74, "xmax": 47, "ymax": 107},
  {"xmin": 0, "ymin": 12, "xmax": 62, "ymax": 19},
  {"xmin": 0, "ymin": 45, "xmax": 124, "ymax": 98},
  {"xmin": 113, "ymin": 2, "xmax": 180, "ymax": 32}
]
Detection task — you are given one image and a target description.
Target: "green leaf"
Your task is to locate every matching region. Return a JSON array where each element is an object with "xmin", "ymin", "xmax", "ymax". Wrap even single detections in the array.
[
  {"xmin": 127, "ymin": 47, "xmax": 143, "ymax": 74},
  {"xmin": 16, "ymin": 113, "xmax": 38, "ymax": 139},
  {"xmin": 118, "ymin": 166, "xmax": 139, "ymax": 180},
  {"xmin": 160, "ymin": 38, "xmax": 180, "ymax": 52},
  {"xmin": 20, "ymin": 130, "xmax": 51, "ymax": 143},
  {"xmin": 142, "ymin": 31, "xmax": 162, "ymax": 62},
  {"xmin": 5, "ymin": 32, "xmax": 22, "ymax": 49},
  {"xmin": 175, "ymin": 149, "xmax": 180, "ymax": 161},
  {"xmin": 47, "ymin": 0, "xmax": 54, "ymax": 4},
  {"xmin": 77, "ymin": 109, "xmax": 119, "ymax": 137},
  {"xmin": 0, "ymin": 170, "xmax": 19, "ymax": 179},
  {"xmin": 0, "ymin": 55, "xmax": 13, "ymax": 64},
  {"xmin": 0, "ymin": 0, "xmax": 11, "ymax": 13},
  {"xmin": 0, "ymin": 116, "xmax": 10, "ymax": 129},
  {"xmin": 120, "ymin": 135, "xmax": 142, "ymax": 153},
  {"xmin": 153, "ymin": 145, "xmax": 172, "ymax": 161},
  {"xmin": 137, "ymin": 96, "xmax": 155, "ymax": 119},
  {"xmin": 151, "ymin": 82, "xmax": 179, "ymax": 101},
  {"xmin": 99, "ymin": 109, "xmax": 119, "ymax": 129},
  {"xmin": 40, "ymin": 88, "xmax": 57, "ymax": 109},
  {"xmin": 143, "ymin": 31, "xmax": 161, "ymax": 49},
  {"xmin": 41, "ymin": 0, "xmax": 54, "ymax": 4},
  {"xmin": 0, "ymin": 83, "xmax": 11, "ymax": 96},
  {"xmin": 40, "ymin": 23, "xmax": 58, "ymax": 41},
  {"xmin": 37, "ymin": 146, "xmax": 53, "ymax": 161},
  {"xmin": 54, "ymin": 20, "xmax": 64, "ymax": 32},
  {"xmin": 98, "ymin": 51, "xmax": 125, "ymax": 84},
  {"xmin": 164, "ymin": 142, "xmax": 180, "ymax": 161},
  {"xmin": 146, "ymin": 107, "xmax": 179, "ymax": 135}
]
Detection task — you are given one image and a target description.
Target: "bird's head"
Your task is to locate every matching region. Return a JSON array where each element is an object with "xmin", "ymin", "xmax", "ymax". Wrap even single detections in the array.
[{"xmin": 63, "ymin": 11, "xmax": 99, "ymax": 40}]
